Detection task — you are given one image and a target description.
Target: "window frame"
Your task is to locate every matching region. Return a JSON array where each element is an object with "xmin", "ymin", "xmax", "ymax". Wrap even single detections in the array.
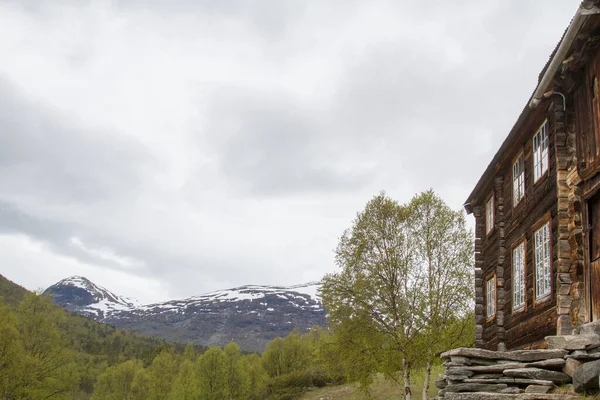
[
  {"xmin": 511, "ymin": 239, "xmax": 526, "ymax": 313},
  {"xmin": 513, "ymin": 152, "xmax": 525, "ymax": 207},
  {"xmin": 533, "ymin": 120, "xmax": 549, "ymax": 183},
  {"xmin": 486, "ymin": 273, "xmax": 497, "ymax": 321},
  {"xmin": 485, "ymin": 194, "xmax": 494, "ymax": 235},
  {"xmin": 533, "ymin": 216, "xmax": 552, "ymax": 303}
]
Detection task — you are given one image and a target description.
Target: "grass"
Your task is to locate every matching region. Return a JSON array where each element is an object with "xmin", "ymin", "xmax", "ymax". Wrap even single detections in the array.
[{"xmin": 298, "ymin": 365, "xmax": 444, "ymax": 400}]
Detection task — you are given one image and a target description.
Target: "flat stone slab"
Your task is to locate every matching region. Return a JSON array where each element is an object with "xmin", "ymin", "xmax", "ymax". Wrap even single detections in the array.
[
  {"xmin": 443, "ymin": 393, "xmax": 579, "ymax": 400},
  {"xmin": 503, "ymin": 368, "xmax": 570, "ymax": 384},
  {"xmin": 470, "ymin": 358, "xmax": 499, "ymax": 366},
  {"xmin": 470, "ymin": 373, "xmax": 504, "ymax": 379},
  {"xmin": 442, "ymin": 374, "xmax": 471, "ymax": 382},
  {"xmin": 545, "ymin": 334, "xmax": 600, "ymax": 350},
  {"xmin": 442, "ymin": 383, "xmax": 508, "ymax": 393},
  {"xmin": 501, "ymin": 387, "xmax": 523, "ymax": 394},
  {"xmin": 524, "ymin": 385, "xmax": 552, "ymax": 394},
  {"xmin": 444, "ymin": 367, "xmax": 475, "ymax": 377},
  {"xmin": 441, "ymin": 348, "xmax": 568, "ymax": 362},
  {"xmin": 578, "ymin": 320, "xmax": 600, "ymax": 336},
  {"xmin": 565, "ymin": 350, "xmax": 600, "ymax": 361},
  {"xmin": 444, "ymin": 362, "xmax": 471, "ymax": 368},
  {"xmin": 447, "ymin": 363, "xmax": 527, "ymax": 374},
  {"xmin": 446, "ymin": 359, "xmax": 566, "ymax": 376},
  {"xmin": 434, "ymin": 379, "xmax": 447, "ymax": 389},
  {"xmin": 528, "ymin": 358, "xmax": 565, "ymax": 369},
  {"xmin": 450, "ymin": 356, "xmax": 472, "ymax": 365},
  {"xmin": 464, "ymin": 378, "xmax": 555, "ymax": 386}
]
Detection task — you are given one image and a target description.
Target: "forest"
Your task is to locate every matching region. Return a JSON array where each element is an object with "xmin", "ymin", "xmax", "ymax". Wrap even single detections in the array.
[{"xmin": 0, "ymin": 190, "xmax": 474, "ymax": 400}]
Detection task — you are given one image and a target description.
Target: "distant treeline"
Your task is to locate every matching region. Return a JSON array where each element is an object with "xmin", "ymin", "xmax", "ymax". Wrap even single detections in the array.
[{"xmin": 0, "ymin": 292, "xmax": 345, "ymax": 400}]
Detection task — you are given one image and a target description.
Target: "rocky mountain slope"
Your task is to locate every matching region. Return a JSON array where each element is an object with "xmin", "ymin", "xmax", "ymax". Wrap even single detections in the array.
[
  {"xmin": 44, "ymin": 276, "xmax": 325, "ymax": 352},
  {"xmin": 44, "ymin": 276, "xmax": 140, "ymax": 319}
]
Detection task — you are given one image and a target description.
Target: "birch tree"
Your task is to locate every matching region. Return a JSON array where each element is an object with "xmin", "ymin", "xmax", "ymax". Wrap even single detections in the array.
[
  {"xmin": 196, "ymin": 347, "xmax": 227, "ymax": 400},
  {"xmin": 321, "ymin": 191, "xmax": 474, "ymax": 399},
  {"xmin": 321, "ymin": 193, "xmax": 427, "ymax": 400},
  {"xmin": 408, "ymin": 190, "xmax": 473, "ymax": 400}
]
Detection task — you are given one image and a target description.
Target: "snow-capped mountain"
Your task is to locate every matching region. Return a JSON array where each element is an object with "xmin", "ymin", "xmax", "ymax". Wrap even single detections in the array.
[
  {"xmin": 43, "ymin": 276, "xmax": 140, "ymax": 319},
  {"xmin": 44, "ymin": 276, "xmax": 325, "ymax": 352}
]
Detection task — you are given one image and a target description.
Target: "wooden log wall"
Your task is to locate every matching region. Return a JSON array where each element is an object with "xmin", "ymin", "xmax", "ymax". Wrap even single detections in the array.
[
  {"xmin": 553, "ymin": 96, "xmax": 576, "ymax": 335},
  {"xmin": 478, "ymin": 101, "xmax": 561, "ymax": 350},
  {"xmin": 474, "ymin": 205, "xmax": 485, "ymax": 348}
]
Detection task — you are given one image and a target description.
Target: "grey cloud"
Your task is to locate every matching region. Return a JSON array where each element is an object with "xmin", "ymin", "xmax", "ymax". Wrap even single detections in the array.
[
  {"xmin": 113, "ymin": 0, "xmax": 308, "ymax": 40},
  {"xmin": 325, "ymin": 0, "xmax": 574, "ymax": 190},
  {"xmin": 0, "ymin": 201, "xmax": 136, "ymax": 273},
  {"xmin": 0, "ymin": 199, "xmax": 242, "ymax": 298},
  {"xmin": 197, "ymin": 86, "xmax": 376, "ymax": 197},
  {"xmin": 0, "ymin": 78, "xmax": 168, "ymax": 282},
  {"xmin": 0, "ymin": 78, "xmax": 280, "ymax": 298},
  {"xmin": 0, "ymin": 78, "xmax": 155, "ymax": 205}
]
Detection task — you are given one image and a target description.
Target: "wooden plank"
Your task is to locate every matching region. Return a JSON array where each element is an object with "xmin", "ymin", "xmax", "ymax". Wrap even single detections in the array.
[
  {"xmin": 592, "ymin": 260, "xmax": 600, "ymax": 321},
  {"xmin": 590, "ymin": 195, "xmax": 600, "ymax": 262}
]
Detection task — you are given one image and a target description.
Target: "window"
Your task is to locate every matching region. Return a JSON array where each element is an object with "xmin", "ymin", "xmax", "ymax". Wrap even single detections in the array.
[
  {"xmin": 533, "ymin": 121, "xmax": 549, "ymax": 182},
  {"xmin": 486, "ymin": 195, "xmax": 494, "ymax": 234},
  {"xmin": 512, "ymin": 242, "xmax": 525, "ymax": 310},
  {"xmin": 486, "ymin": 275, "xmax": 496, "ymax": 319},
  {"xmin": 534, "ymin": 222, "xmax": 551, "ymax": 300},
  {"xmin": 513, "ymin": 154, "xmax": 525, "ymax": 205}
]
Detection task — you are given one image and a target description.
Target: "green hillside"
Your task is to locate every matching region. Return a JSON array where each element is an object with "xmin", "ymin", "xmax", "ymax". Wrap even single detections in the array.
[
  {"xmin": 0, "ymin": 274, "xmax": 207, "ymax": 399},
  {"xmin": 0, "ymin": 273, "xmax": 28, "ymax": 306}
]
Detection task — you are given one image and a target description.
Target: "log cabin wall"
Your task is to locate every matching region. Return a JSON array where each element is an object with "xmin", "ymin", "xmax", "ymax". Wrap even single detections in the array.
[
  {"xmin": 552, "ymin": 96, "xmax": 583, "ymax": 335},
  {"xmin": 478, "ymin": 188, "xmax": 500, "ymax": 350},
  {"xmin": 473, "ymin": 206, "xmax": 486, "ymax": 348},
  {"xmin": 477, "ymin": 102, "xmax": 560, "ymax": 350},
  {"xmin": 467, "ymin": 5, "xmax": 600, "ymax": 351}
]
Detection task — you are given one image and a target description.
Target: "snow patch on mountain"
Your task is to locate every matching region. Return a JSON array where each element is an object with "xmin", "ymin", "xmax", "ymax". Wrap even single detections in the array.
[
  {"xmin": 46, "ymin": 276, "xmax": 323, "ymax": 318},
  {"xmin": 44, "ymin": 276, "xmax": 140, "ymax": 318},
  {"xmin": 45, "ymin": 276, "xmax": 326, "ymax": 352}
]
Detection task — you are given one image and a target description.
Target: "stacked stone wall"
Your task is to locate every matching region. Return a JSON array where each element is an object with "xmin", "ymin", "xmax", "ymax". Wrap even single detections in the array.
[{"xmin": 437, "ymin": 323, "xmax": 600, "ymax": 399}]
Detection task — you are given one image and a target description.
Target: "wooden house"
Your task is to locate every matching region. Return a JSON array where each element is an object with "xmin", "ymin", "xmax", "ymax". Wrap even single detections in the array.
[{"xmin": 464, "ymin": 1, "xmax": 600, "ymax": 351}]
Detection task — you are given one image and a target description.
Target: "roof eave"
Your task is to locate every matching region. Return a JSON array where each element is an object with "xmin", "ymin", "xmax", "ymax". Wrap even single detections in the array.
[{"xmin": 464, "ymin": 1, "xmax": 600, "ymax": 215}]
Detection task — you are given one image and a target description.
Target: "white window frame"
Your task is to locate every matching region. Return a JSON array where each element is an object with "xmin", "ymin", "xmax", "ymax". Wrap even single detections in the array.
[
  {"xmin": 534, "ymin": 221, "xmax": 551, "ymax": 301},
  {"xmin": 512, "ymin": 242, "xmax": 526, "ymax": 311},
  {"xmin": 486, "ymin": 275, "xmax": 496, "ymax": 319},
  {"xmin": 513, "ymin": 154, "xmax": 525, "ymax": 206},
  {"xmin": 533, "ymin": 121, "xmax": 549, "ymax": 182},
  {"xmin": 486, "ymin": 195, "xmax": 494, "ymax": 235}
]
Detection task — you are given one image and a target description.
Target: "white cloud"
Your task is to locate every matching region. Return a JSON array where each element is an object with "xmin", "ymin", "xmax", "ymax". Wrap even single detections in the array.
[{"xmin": 69, "ymin": 237, "xmax": 145, "ymax": 270}]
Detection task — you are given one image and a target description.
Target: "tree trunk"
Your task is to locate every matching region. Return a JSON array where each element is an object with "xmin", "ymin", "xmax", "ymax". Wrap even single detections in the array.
[
  {"xmin": 422, "ymin": 357, "xmax": 432, "ymax": 400},
  {"xmin": 403, "ymin": 358, "xmax": 412, "ymax": 400}
]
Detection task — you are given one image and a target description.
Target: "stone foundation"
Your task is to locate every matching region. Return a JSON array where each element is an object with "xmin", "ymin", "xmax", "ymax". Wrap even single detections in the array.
[{"xmin": 436, "ymin": 323, "xmax": 600, "ymax": 399}]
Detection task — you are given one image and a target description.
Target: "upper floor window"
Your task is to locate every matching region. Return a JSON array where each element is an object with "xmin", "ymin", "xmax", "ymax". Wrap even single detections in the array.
[
  {"xmin": 486, "ymin": 275, "xmax": 496, "ymax": 319},
  {"xmin": 512, "ymin": 242, "xmax": 525, "ymax": 311},
  {"xmin": 534, "ymin": 222, "xmax": 551, "ymax": 300},
  {"xmin": 513, "ymin": 154, "xmax": 525, "ymax": 205},
  {"xmin": 486, "ymin": 195, "xmax": 494, "ymax": 234},
  {"xmin": 533, "ymin": 121, "xmax": 549, "ymax": 182}
]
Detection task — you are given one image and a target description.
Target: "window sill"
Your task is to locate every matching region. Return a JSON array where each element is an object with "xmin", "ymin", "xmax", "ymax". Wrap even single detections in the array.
[
  {"xmin": 534, "ymin": 294, "xmax": 552, "ymax": 307},
  {"xmin": 512, "ymin": 305, "xmax": 526, "ymax": 315},
  {"xmin": 533, "ymin": 170, "xmax": 549, "ymax": 186},
  {"xmin": 513, "ymin": 198, "xmax": 525, "ymax": 211},
  {"xmin": 580, "ymin": 158, "xmax": 600, "ymax": 181}
]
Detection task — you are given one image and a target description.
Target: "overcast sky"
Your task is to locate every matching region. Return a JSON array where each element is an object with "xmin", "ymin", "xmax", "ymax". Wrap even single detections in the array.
[{"xmin": 0, "ymin": 0, "xmax": 581, "ymax": 304}]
